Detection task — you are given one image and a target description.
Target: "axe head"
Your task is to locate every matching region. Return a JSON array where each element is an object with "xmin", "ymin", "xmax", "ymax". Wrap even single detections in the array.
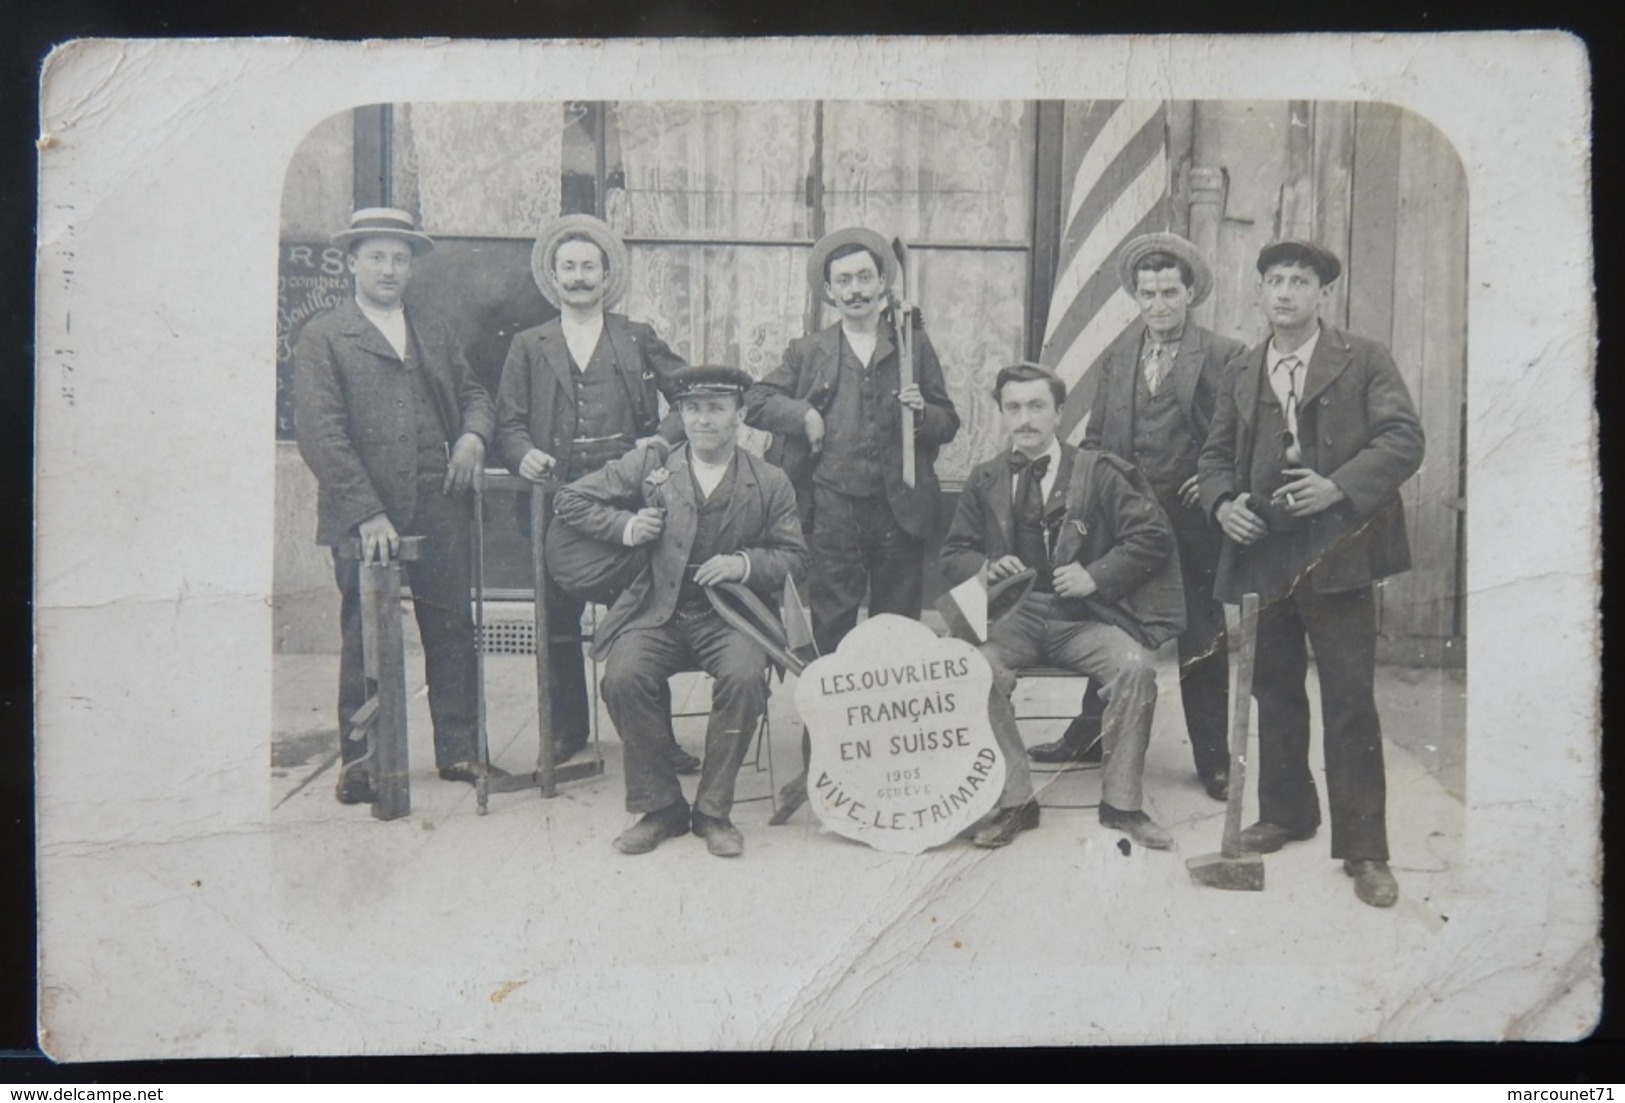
[{"xmin": 1185, "ymin": 852, "xmax": 1266, "ymax": 892}]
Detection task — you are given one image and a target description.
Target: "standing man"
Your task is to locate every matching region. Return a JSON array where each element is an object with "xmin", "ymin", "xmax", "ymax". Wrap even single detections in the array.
[
  {"xmin": 745, "ymin": 228, "xmax": 959, "ymax": 654},
  {"xmin": 294, "ymin": 208, "xmax": 495, "ymax": 803},
  {"xmin": 495, "ymin": 214, "xmax": 691, "ymax": 766},
  {"xmin": 556, "ymin": 367, "xmax": 808, "ymax": 858},
  {"xmin": 1036, "ymin": 234, "xmax": 1245, "ymax": 802},
  {"xmin": 1198, "ymin": 240, "xmax": 1425, "ymax": 908},
  {"xmin": 942, "ymin": 364, "xmax": 1185, "ymax": 850}
]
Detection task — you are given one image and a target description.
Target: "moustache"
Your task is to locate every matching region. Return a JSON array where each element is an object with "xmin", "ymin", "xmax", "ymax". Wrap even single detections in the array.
[
  {"xmin": 563, "ymin": 281, "xmax": 598, "ymax": 292},
  {"xmin": 841, "ymin": 294, "xmax": 872, "ymax": 307}
]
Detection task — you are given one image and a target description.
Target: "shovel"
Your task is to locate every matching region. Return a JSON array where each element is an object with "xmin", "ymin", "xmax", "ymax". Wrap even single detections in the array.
[{"xmin": 1186, "ymin": 592, "xmax": 1265, "ymax": 891}]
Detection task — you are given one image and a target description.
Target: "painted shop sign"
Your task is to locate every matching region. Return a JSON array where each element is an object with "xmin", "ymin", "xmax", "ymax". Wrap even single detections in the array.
[{"xmin": 795, "ymin": 614, "xmax": 1004, "ymax": 854}]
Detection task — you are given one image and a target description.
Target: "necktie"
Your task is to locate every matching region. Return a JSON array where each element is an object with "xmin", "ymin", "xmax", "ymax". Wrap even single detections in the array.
[
  {"xmin": 1009, "ymin": 453, "xmax": 1053, "ymax": 586},
  {"xmin": 1278, "ymin": 355, "xmax": 1304, "ymax": 463},
  {"xmin": 1144, "ymin": 341, "xmax": 1170, "ymax": 394}
]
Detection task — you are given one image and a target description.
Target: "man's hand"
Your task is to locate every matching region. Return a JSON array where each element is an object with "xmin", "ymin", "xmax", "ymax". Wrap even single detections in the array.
[
  {"xmin": 443, "ymin": 433, "xmax": 485, "ymax": 494},
  {"xmin": 623, "ymin": 507, "xmax": 666, "ymax": 547},
  {"xmin": 1274, "ymin": 467, "xmax": 1346, "ymax": 518},
  {"xmin": 1051, "ymin": 562, "xmax": 1098, "ymax": 599},
  {"xmin": 694, "ymin": 553, "xmax": 748, "ymax": 587},
  {"xmin": 896, "ymin": 383, "xmax": 925, "ymax": 415},
  {"xmin": 518, "ymin": 448, "xmax": 558, "ymax": 483},
  {"xmin": 357, "ymin": 513, "xmax": 400, "ymax": 564},
  {"xmin": 1218, "ymin": 493, "xmax": 1268, "ymax": 546},
  {"xmin": 1179, "ymin": 473, "xmax": 1202, "ymax": 510},
  {"xmin": 983, "ymin": 555, "xmax": 1026, "ymax": 584},
  {"xmin": 804, "ymin": 408, "xmax": 826, "ymax": 453}
]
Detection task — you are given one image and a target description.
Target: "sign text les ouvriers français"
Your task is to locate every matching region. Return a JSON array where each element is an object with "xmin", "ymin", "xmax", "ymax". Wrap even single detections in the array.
[{"xmin": 796, "ymin": 614, "xmax": 1005, "ymax": 853}]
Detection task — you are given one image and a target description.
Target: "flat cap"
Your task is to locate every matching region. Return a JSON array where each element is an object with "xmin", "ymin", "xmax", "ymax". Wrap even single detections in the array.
[{"xmin": 1256, "ymin": 239, "xmax": 1343, "ymax": 285}]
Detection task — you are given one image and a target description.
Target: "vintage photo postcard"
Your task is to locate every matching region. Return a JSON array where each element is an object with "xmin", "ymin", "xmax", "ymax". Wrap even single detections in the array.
[{"xmin": 34, "ymin": 34, "xmax": 1595, "ymax": 1059}]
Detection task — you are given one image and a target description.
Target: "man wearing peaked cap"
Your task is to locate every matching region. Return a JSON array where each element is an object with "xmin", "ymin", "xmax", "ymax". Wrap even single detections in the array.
[
  {"xmin": 495, "ymin": 214, "xmax": 693, "ymax": 769},
  {"xmin": 1197, "ymin": 239, "xmax": 1424, "ymax": 907},
  {"xmin": 745, "ymin": 227, "xmax": 959, "ymax": 655},
  {"xmin": 555, "ymin": 364, "xmax": 808, "ymax": 858},
  {"xmin": 294, "ymin": 208, "xmax": 496, "ymax": 803},
  {"xmin": 1040, "ymin": 232, "xmax": 1247, "ymax": 806}
]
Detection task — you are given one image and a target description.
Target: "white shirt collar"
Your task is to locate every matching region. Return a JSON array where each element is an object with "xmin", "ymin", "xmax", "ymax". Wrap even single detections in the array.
[
  {"xmin": 561, "ymin": 312, "xmax": 605, "ymax": 370},
  {"xmin": 1268, "ymin": 324, "xmax": 1322, "ymax": 373}
]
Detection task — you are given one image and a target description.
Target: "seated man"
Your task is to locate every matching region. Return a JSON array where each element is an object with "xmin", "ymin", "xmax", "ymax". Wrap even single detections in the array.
[
  {"xmin": 554, "ymin": 366, "xmax": 808, "ymax": 858},
  {"xmin": 941, "ymin": 363, "xmax": 1185, "ymax": 850}
]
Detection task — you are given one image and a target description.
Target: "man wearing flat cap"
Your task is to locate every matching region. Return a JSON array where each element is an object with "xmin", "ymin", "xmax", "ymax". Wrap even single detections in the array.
[
  {"xmin": 1198, "ymin": 239, "xmax": 1425, "ymax": 907},
  {"xmin": 745, "ymin": 227, "xmax": 960, "ymax": 654},
  {"xmin": 495, "ymin": 214, "xmax": 691, "ymax": 767},
  {"xmin": 294, "ymin": 208, "xmax": 495, "ymax": 803},
  {"xmin": 1036, "ymin": 233, "xmax": 1246, "ymax": 803},
  {"xmin": 555, "ymin": 366, "xmax": 808, "ymax": 858}
]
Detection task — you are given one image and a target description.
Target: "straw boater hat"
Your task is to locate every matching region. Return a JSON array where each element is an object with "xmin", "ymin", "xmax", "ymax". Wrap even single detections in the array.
[
  {"xmin": 1115, "ymin": 232, "xmax": 1213, "ymax": 307},
  {"xmin": 807, "ymin": 227, "xmax": 898, "ymax": 306},
  {"xmin": 331, "ymin": 208, "xmax": 436, "ymax": 255},
  {"xmin": 1256, "ymin": 239, "xmax": 1343, "ymax": 285},
  {"xmin": 531, "ymin": 213, "xmax": 631, "ymax": 309}
]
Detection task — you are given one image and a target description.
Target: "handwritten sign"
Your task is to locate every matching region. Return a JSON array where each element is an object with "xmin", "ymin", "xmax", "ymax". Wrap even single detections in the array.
[
  {"xmin": 795, "ymin": 614, "xmax": 1004, "ymax": 854},
  {"xmin": 276, "ymin": 242, "xmax": 351, "ymax": 438}
]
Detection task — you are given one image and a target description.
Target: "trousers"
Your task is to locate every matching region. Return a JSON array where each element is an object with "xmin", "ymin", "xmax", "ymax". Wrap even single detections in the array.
[
  {"xmin": 982, "ymin": 594, "xmax": 1159, "ymax": 811},
  {"xmin": 1252, "ymin": 581, "xmax": 1389, "ymax": 861},
  {"xmin": 601, "ymin": 610, "xmax": 768, "ymax": 819},
  {"xmin": 809, "ymin": 484, "xmax": 923, "ymax": 654},
  {"xmin": 334, "ymin": 477, "xmax": 477, "ymax": 769}
]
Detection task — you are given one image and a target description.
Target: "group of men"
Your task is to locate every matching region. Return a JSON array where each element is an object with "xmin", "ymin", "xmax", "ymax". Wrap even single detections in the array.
[{"xmin": 294, "ymin": 205, "xmax": 1424, "ymax": 907}]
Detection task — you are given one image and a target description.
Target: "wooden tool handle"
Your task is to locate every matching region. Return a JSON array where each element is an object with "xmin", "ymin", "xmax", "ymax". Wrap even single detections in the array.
[{"xmin": 1220, "ymin": 593, "xmax": 1260, "ymax": 858}]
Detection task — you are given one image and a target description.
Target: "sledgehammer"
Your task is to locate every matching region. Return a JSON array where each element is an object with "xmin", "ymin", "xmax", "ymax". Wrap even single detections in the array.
[{"xmin": 1186, "ymin": 592, "xmax": 1265, "ymax": 891}]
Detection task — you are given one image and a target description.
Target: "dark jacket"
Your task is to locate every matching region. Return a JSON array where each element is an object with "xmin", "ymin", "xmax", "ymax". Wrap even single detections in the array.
[
  {"xmin": 493, "ymin": 313, "xmax": 687, "ymax": 475},
  {"xmin": 294, "ymin": 300, "xmax": 496, "ymax": 546},
  {"xmin": 1082, "ymin": 321, "xmax": 1247, "ymax": 475},
  {"xmin": 941, "ymin": 443, "xmax": 1186, "ymax": 650},
  {"xmin": 1197, "ymin": 323, "xmax": 1425, "ymax": 600},
  {"xmin": 554, "ymin": 443, "xmax": 809, "ymax": 660},
  {"xmin": 744, "ymin": 318, "xmax": 959, "ymax": 538}
]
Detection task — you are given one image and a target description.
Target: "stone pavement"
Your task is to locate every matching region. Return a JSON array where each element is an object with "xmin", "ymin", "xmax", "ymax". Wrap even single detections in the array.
[{"xmin": 263, "ymin": 604, "xmax": 1472, "ymax": 1051}]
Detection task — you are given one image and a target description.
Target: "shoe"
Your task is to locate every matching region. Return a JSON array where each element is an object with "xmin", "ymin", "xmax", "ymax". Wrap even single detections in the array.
[
  {"xmin": 437, "ymin": 761, "xmax": 483, "ymax": 784},
  {"xmin": 1029, "ymin": 712, "xmax": 1103, "ymax": 763},
  {"xmin": 973, "ymin": 802, "xmax": 1041, "ymax": 848},
  {"xmin": 613, "ymin": 803, "xmax": 691, "ymax": 855},
  {"xmin": 336, "ymin": 769, "xmax": 376, "ymax": 805},
  {"xmin": 1237, "ymin": 820, "xmax": 1317, "ymax": 854},
  {"xmin": 1344, "ymin": 859, "xmax": 1399, "ymax": 908},
  {"xmin": 667, "ymin": 745, "xmax": 702, "ymax": 775},
  {"xmin": 1099, "ymin": 804, "xmax": 1173, "ymax": 850},
  {"xmin": 1201, "ymin": 770, "xmax": 1229, "ymax": 803},
  {"xmin": 691, "ymin": 810, "xmax": 744, "ymax": 858}
]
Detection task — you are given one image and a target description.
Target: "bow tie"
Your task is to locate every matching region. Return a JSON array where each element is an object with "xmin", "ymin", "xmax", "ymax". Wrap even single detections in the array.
[{"xmin": 1009, "ymin": 453, "xmax": 1051, "ymax": 478}]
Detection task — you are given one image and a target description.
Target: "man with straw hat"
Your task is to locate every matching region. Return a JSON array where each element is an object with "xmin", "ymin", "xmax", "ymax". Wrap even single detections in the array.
[
  {"xmin": 745, "ymin": 227, "xmax": 959, "ymax": 655},
  {"xmin": 495, "ymin": 214, "xmax": 692, "ymax": 768},
  {"xmin": 294, "ymin": 208, "xmax": 495, "ymax": 804},
  {"xmin": 1032, "ymin": 233, "xmax": 1246, "ymax": 804}
]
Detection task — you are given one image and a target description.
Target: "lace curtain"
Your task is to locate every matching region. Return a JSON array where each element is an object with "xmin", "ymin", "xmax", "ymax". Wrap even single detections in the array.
[
  {"xmin": 609, "ymin": 100, "xmax": 1034, "ymax": 480},
  {"xmin": 394, "ymin": 102, "xmax": 566, "ymax": 236}
]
